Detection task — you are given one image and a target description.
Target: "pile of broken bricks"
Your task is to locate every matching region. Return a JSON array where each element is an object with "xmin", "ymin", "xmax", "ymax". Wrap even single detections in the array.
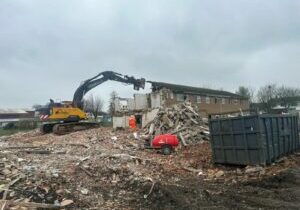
[
  {"xmin": 0, "ymin": 126, "xmax": 299, "ymax": 209},
  {"xmin": 0, "ymin": 154, "xmax": 74, "ymax": 210},
  {"xmin": 143, "ymin": 103, "xmax": 210, "ymax": 146}
]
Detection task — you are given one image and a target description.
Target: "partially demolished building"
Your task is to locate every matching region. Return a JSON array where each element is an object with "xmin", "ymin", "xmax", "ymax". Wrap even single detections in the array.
[
  {"xmin": 113, "ymin": 82, "xmax": 250, "ymax": 128},
  {"xmin": 148, "ymin": 82, "xmax": 249, "ymax": 114}
]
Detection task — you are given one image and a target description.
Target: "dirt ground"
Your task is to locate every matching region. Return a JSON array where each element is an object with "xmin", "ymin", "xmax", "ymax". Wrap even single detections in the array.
[{"xmin": 0, "ymin": 127, "xmax": 300, "ymax": 209}]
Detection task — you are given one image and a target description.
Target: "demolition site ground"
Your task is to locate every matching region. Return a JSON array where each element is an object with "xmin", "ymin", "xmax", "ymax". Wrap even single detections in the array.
[{"xmin": 0, "ymin": 127, "xmax": 300, "ymax": 209}]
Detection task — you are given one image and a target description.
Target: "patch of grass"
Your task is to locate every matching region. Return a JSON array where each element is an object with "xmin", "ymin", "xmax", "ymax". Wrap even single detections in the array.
[{"xmin": 0, "ymin": 128, "xmax": 32, "ymax": 137}]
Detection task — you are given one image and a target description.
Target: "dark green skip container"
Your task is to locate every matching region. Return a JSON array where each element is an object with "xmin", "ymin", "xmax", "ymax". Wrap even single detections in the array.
[{"xmin": 209, "ymin": 114, "xmax": 300, "ymax": 165}]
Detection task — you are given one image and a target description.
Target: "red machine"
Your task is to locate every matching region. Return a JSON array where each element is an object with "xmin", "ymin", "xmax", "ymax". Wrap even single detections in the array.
[{"xmin": 151, "ymin": 134, "xmax": 179, "ymax": 155}]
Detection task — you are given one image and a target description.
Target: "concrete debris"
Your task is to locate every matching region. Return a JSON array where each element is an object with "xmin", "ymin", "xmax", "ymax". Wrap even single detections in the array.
[
  {"xmin": 60, "ymin": 199, "xmax": 74, "ymax": 207},
  {"xmin": 79, "ymin": 188, "xmax": 89, "ymax": 195},
  {"xmin": 207, "ymin": 169, "xmax": 225, "ymax": 179},
  {"xmin": 245, "ymin": 166, "xmax": 264, "ymax": 174},
  {"xmin": 143, "ymin": 103, "xmax": 210, "ymax": 145},
  {"xmin": 198, "ymin": 171, "xmax": 204, "ymax": 176},
  {"xmin": 133, "ymin": 132, "xmax": 139, "ymax": 140},
  {"xmin": 0, "ymin": 127, "xmax": 299, "ymax": 209},
  {"xmin": 111, "ymin": 136, "xmax": 118, "ymax": 141},
  {"xmin": 182, "ymin": 166, "xmax": 203, "ymax": 174},
  {"xmin": 214, "ymin": 170, "xmax": 225, "ymax": 178}
]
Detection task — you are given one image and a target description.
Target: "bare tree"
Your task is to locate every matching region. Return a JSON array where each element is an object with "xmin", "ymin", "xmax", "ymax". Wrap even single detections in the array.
[
  {"xmin": 276, "ymin": 86, "xmax": 300, "ymax": 108},
  {"xmin": 84, "ymin": 94, "xmax": 104, "ymax": 120},
  {"xmin": 235, "ymin": 86, "xmax": 255, "ymax": 102},
  {"xmin": 108, "ymin": 91, "xmax": 118, "ymax": 115},
  {"xmin": 256, "ymin": 84, "xmax": 278, "ymax": 112}
]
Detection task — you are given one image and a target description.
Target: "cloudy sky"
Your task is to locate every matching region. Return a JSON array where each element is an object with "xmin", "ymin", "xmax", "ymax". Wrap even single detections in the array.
[{"xmin": 1, "ymin": 0, "xmax": 300, "ymax": 109}]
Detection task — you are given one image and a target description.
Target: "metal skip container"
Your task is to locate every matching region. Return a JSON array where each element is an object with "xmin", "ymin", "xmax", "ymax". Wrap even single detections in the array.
[{"xmin": 209, "ymin": 114, "xmax": 300, "ymax": 165}]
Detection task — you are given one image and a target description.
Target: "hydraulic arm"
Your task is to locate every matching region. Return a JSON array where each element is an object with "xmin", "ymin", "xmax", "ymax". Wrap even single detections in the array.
[{"xmin": 73, "ymin": 71, "xmax": 145, "ymax": 109}]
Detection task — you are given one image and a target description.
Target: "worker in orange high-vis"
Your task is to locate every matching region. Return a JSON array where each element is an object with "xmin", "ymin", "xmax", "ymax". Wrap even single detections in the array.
[{"xmin": 129, "ymin": 115, "xmax": 137, "ymax": 130}]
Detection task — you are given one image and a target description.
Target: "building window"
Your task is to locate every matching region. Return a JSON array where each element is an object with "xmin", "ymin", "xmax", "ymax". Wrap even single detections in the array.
[
  {"xmin": 206, "ymin": 96, "xmax": 210, "ymax": 104},
  {"xmin": 170, "ymin": 92, "xmax": 174, "ymax": 99},
  {"xmin": 222, "ymin": 98, "xmax": 226, "ymax": 104},
  {"xmin": 196, "ymin": 96, "xmax": 201, "ymax": 103},
  {"xmin": 176, "ymin": 94, "xmax": 185, "ymax": 102}
]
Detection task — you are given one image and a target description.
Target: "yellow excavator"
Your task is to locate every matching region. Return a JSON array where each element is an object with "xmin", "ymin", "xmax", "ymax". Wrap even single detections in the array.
[{"xmin": 37, "ymin": 71, "xmax": 145, "ymax": 135}]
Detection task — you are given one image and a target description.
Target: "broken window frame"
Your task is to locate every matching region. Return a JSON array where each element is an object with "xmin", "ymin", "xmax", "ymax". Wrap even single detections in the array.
[
  {"xmin": 222, "ymin": 98, "xmax": 226, "ymax": 104},
  {"xmin": 170, "ymin": 92, "xmax": 174, "ymax": 99},
  {"xmin": 176, "ymin": 94, "xmax": 185, "ymax": 102},
  {"xmin": 206, "ymin": 96, "xmax": 210, "ymax": 104},
  {"xmin": 196, "ymin": 96, "xmax": 201, "ymax": 103}
]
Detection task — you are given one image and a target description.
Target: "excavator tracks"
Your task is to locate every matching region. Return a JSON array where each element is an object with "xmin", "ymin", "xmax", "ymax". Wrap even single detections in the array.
[{"xmin": 41, "ymin": 122, "xmax": 99, "ymax": 135}]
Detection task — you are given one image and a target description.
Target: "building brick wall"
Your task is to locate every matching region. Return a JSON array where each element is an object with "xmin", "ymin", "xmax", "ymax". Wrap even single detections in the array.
[{"xmin": 157, "ymin": 88, "xmax": 249, "ymax": 115}]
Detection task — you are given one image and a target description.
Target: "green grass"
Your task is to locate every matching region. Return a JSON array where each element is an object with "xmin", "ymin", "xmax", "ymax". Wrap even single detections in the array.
[{"xmin": 0, "ymin": 128, "xmax": 32, "ymax": 137}]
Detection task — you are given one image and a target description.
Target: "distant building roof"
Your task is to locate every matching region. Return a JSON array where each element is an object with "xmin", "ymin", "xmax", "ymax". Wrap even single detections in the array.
[
  {"xmin": 0, "ymin": 119, "xmax": 20, "ymax": 122},
  {"xmin": 148, "ymin": 81, "xmax": 246, "ymax": 99},
  {"xmin": 0, "ymin": 108, "xmax": 34, "ymax": 114}
]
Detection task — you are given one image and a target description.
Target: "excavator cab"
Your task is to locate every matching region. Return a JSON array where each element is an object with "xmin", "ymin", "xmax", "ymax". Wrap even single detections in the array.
[{"xmin": 38, "ymin": 100, "xmax": 86, "ymax": 122}]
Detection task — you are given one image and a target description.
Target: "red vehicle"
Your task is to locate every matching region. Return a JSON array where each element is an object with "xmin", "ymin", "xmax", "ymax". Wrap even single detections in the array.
[{"xmin": 151, "ymin": 134, "xmax": 179, "ymax": 155}]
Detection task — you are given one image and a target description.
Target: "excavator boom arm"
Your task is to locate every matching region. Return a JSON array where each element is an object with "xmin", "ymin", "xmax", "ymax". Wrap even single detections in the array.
[{"xmin": 72, "ymin": 71, "xmax": 145, "ymax": 109}]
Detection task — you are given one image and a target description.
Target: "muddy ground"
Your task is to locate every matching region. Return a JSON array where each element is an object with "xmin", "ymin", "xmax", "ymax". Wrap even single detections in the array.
[{"xmin": 0, "ymin": 127, "xmax": 300, "ymax": 209}]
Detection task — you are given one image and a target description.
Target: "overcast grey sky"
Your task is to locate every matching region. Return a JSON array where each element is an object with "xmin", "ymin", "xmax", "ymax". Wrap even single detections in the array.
[{"xmin": 1, "ymin": 0, "xmax": 300, "ymax": 109}]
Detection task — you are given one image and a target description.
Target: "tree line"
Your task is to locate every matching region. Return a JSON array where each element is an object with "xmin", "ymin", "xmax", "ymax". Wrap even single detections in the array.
[{"xmin": 236, "ymin": 85, "xmax": 300, "ymax": 112}]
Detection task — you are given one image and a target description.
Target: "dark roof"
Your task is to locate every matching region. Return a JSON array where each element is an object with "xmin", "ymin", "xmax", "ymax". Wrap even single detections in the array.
[{"xmin": 148, "ymin": 81, "xmax": 246, "ymax": 99}]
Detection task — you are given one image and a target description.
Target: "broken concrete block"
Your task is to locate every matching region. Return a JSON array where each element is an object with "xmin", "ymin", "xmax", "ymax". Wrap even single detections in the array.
[
  {"xmin": 245, "ymin": 166, "xmax": 264, "ymax": 174},
  {"xmin": 215, "ymin": 170, "xmax": 225, "ymax": 178}
]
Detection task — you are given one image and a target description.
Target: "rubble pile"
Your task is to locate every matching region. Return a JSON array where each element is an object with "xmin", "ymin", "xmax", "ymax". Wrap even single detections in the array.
[
  {"xmin": 0, "ymin": 155, "xmax": 74, "ymax": 209},
  {"xmin": 0, "ymin": 127, "xmax": 299, "ymax": 209},
  {"xmin": 144, "ymin": 103, "xmax": 210, "ymax": 145},
  {"xmin": 0, "ymin": 128, "xmax": 166, "ymax": 209}
]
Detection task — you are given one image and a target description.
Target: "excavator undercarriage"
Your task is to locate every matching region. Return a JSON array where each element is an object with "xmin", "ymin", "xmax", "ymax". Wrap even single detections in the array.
[{"xmin": 41, "ymin": 121, "xmax": 99, "ymax": 135}]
